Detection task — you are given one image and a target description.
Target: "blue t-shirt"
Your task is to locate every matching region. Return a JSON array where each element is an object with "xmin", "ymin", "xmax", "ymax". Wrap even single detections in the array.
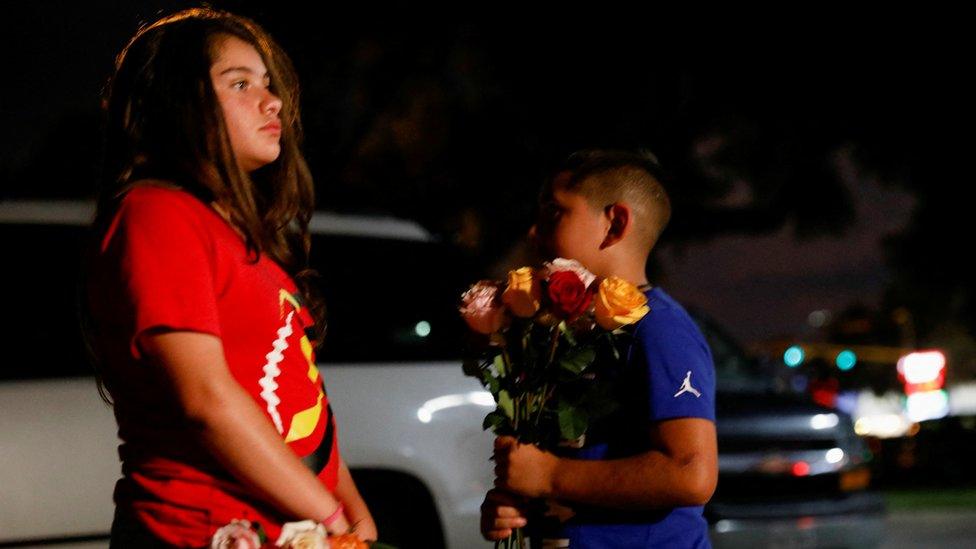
[{"xmin": 554, "ymin": 287, "xmax": 716, "ymax": 548}]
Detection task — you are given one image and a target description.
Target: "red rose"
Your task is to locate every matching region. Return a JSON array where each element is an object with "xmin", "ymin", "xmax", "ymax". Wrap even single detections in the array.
[{"xmin": 546, "ymin": 270, "xmax": 593, "ymax": 319}]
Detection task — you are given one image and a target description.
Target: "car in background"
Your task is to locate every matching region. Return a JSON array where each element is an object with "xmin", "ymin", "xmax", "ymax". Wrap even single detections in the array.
[
  {"xmin": 1, "ymin": 199, "xmax": 884, "ymax": 548},
  {"xmin": 699, "ymin": 313, "xmax": 886, "ymax": 548}
]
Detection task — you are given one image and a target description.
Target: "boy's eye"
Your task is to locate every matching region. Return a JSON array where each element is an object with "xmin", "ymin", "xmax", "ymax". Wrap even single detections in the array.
[
  {"xmin": 541, "ymin": 204, "xmax": 562, "ymax": 220},
  {"xmin": 535, "ymin": 204, "xmax": 562, "ymax": 235}
]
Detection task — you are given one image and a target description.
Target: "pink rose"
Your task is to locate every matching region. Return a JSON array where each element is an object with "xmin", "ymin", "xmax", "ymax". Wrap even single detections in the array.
[
  {"xmin": 460, "ymin": 280, "xmax": 507, "ymax": 335},
  {"xmin": 211, "ymin": 520, "xmax": 261, "ymax": 549}
]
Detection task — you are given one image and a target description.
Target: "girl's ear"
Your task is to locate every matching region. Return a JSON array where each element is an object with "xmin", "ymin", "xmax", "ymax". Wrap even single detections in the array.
[{"xmin": 600, "ymin": 203, "xmax": 631, "ymax": 250}]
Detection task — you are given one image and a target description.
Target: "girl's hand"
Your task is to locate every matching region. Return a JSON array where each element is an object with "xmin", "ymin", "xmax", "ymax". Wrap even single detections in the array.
[
  {"xmin": 323, "ymin": 510, "xmax": 351, "ymax": 536},
  {"xmin": 350, "ymin": 516, "xmax": 378, "ymax": 542}
]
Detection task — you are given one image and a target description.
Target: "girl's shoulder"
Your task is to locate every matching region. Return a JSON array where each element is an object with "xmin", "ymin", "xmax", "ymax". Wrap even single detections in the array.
[
  {"xmin": 105, "ymin": 180, "xmax": 223, "ymax": 238},
  {"xmin": 121, "ymin": 179, "xmax": 194, "ymax": 202},
  {"xmin": 117, "ymin": 180, "xmax": 215, "ymax": 217}
]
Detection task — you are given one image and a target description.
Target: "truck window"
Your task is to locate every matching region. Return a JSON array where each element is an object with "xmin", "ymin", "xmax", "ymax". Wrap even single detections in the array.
[
  {"xmin": 0, "ymin": 224, "xmax": 93, "ymax": 380},
  {"xmin": 309, "ymin": 235, "xmax": 469, "ymax": 363}
]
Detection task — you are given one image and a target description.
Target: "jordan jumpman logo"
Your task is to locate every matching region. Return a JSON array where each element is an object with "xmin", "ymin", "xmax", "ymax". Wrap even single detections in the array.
[{"xmin": 674, "ymin": 370, "xmax": 702, "ymax": 398}]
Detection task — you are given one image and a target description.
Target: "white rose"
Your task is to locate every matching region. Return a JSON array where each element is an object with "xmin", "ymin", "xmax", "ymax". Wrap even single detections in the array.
[{"xmin": 276, "ymin": 520, "xmax": 329, "ymax": 549}]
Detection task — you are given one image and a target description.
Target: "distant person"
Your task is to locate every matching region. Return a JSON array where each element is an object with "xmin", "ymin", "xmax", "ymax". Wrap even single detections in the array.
[
  {"xmin": 481, "ymin": 150, "xmax": 718, "ymax": 548},
  {"xmin": 82, "ymin": 8, "xmax": 375, "ymax": 546}
]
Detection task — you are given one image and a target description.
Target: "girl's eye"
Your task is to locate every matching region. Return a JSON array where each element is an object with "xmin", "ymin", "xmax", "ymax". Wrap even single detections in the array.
[{"xmin": 233, "ymin": 80, "xmax": 250, "ymax": 90}]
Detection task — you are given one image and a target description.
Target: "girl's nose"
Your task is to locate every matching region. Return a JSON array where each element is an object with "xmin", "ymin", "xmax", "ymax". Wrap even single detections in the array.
[{"xmin": 263, "ymin": 91, "xmax": 282, "ymax": 116}]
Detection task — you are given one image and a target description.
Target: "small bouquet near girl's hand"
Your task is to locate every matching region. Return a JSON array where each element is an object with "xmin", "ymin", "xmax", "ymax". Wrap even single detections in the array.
[
  {"xmin": 459, "ymin": 258, "xmax": 650, "ymax": 548},
  {"xmin": 210, "ymin": 519, "xmax": 396, "ymax": 549}
]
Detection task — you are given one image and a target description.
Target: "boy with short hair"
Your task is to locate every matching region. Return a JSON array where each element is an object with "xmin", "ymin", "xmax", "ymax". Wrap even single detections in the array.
[{"xmin": 481, "ymin": 150, "xmax": 718, "ymax": 548}]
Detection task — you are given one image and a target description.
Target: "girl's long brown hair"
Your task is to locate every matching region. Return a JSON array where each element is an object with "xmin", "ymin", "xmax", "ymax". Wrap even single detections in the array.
[{"xmin": 85, "ymin": 8, "xmax": 325, "ymax": 404}]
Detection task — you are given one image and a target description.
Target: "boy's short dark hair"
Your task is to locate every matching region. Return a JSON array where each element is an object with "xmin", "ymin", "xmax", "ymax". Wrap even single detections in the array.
[{"xmin": 543, "ymin": 149, "xmax": 672, "ymax": 252}]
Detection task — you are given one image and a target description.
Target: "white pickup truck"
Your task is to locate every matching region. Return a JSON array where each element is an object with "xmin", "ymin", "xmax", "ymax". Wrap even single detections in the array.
[
  {"xmin": 0, "ymin": 200, "xmax": 885, "ymax": 548},
  {"xmin": 0, "ymin": 201, "xmax": 494, "ymax": 548}
]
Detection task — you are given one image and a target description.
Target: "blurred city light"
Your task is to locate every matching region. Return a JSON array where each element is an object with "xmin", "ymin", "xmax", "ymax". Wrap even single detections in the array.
[
  {"xmin": 784, "ymin": 345, "xmax": 805, "ymax": 367},
  {"xmin": 854, "ymin": 413, "xmax": 914, "ymax": 438},
  {"xmin": 834, "ymin": 390, "xmax": 859, "ymax": 415},
  {"xmin": 825, "ymin": 448, "xmax": 845, "ymax": 464},
  {"xmin": 897, "ymin": 350, "xmax": 946, "ymax": 385},
  {"xmin": 792, "ymin": 461, "xmax": 811, "ymax": 476},
  {"xmin": 807, "ymin": 310, "xmax": 830, "ymax": 328},
  {"xmin": 905, "ymin": 390, "xmax": 950, "ymax": 423},
  {"xmin": 948, "ymin": 382, "xmax": 976, "ymax": 416},
  {"xmin": 836, "ymin": 349, "xmax": 857, "ymax": 371},
  {"xmin": 853, "ymin": 390, "xmax": 916, "ymax": 438},
  {"xmin": 810, "ymin": 413, "xmax": 839, "ymax": 430}
]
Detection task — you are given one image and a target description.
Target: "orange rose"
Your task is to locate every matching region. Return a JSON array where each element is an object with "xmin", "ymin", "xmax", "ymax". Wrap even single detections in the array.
[
  {"xmin": 594, "ymin": 277, "xmax": 650, "ymax": 330},
  {"xmin": 502, "ymin": 267, "xmax": 542, "ymax": 318},
  {"xmin": 327, "ymin": 534, "xmax": 368, "ymax": 549}
]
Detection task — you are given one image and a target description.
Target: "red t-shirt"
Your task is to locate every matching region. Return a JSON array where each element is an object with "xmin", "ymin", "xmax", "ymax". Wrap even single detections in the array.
[{"xmin": 87, "ymin": 185, "xmax": 339, "ymax": 546}]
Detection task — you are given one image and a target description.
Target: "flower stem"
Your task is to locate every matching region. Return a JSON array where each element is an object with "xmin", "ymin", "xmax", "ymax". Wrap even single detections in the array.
[
  {"xmin": 534, "ymin": 383, "xmax": 548, "ymax": 427},
  {"xmin": 547, "ymin": 326, "xmax": 560, "ymax": 364}
]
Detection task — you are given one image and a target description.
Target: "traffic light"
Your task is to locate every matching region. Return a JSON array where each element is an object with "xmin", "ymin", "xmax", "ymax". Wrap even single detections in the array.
[
  {"xmin": 784, "ymin": 345, "xmax": 805, "ymax": 368},
  {"xmin": 836, "ymin": 349, "xmax": 857, "ymax": 371}
]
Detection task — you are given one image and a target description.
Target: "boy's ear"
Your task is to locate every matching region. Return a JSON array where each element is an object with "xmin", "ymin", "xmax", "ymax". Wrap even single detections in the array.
[{"xmin": 600, "ymin": 203, "xmax": 631, "ymax": 250}]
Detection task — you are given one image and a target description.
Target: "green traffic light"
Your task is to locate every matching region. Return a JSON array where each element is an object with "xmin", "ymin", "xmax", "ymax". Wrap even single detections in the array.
[
  {"xmin": 836, "ymin": 350, "xmax": 857, "ymax": 371},
  {"xmin": 784, "ymin": 346, "xmax": 805, "ymax": 368}
]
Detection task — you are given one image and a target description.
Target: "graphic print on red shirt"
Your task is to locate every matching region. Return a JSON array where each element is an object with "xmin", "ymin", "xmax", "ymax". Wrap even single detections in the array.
[{"xmin": 87, "ymin": 185, "xmax": 339, "ymax": 546}]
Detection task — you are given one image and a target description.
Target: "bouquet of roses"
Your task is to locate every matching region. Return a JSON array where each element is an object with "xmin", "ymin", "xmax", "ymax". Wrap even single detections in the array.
[
  {"xmin": 210, "ymin": 519, "xmax": 396, "ymax": 549},
  {"xmin": 459, "ymin": 258, "xmax": 650, "ymax": 548}
]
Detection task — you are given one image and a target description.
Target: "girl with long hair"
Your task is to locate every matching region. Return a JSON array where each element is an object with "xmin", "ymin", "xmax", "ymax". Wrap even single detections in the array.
[{"xmin": 83, "ymin": 8, "xmax": 376, "ymax": 546}]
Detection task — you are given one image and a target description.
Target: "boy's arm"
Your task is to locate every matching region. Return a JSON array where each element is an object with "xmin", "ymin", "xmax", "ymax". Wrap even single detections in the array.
[{"xmin": 494, "ymin": 416, "xmax": 718, "ymax": 509}]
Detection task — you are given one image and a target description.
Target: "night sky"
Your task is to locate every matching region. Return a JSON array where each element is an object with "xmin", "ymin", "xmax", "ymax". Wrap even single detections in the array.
[{"xmin": 2, "ymin": 3, "xmax": 963, "ymax": 347}]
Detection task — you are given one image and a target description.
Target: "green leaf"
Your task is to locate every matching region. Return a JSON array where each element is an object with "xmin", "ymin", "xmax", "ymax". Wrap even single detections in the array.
[
  {"xmin": 558, "ymin": 347, "xmax": 596, "ymax": 375},
  {"xmin": 483, "ymin": 372, "xmax": 500, "ymax": 395},
  {"xmin": 557, "ymin": 403, "xmax": 588, "ymax": 440},
  {"xmin": 253, "ymin": 522, "xmax": 268, "ymax": 544},
  {"xmin": 493, "ymin": 353, "xmax": 507, "ymax": 377},
  {"xmin": 482, "ymin": 411, "xmax": 509, "ymax": 432},
  {"xmin": 498, "ymin": 390, "xmax": 515, "ymax": 419},
  {"xmin": 559, "ymin": 321, "xmax": 577, "ymax": 346}
]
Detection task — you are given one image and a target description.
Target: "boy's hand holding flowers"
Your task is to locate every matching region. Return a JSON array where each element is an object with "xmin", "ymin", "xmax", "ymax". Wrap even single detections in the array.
[
  {"xmin": 461, "ymin": 258, "xmax": 650, "ymax": 548},
  {"xmin": 493, "ymin": 436, "xmax": 559, "ymax": 499},
  {"xmin": 480, "ymin": 488, "xmax": 528, "ymax": 541}
]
